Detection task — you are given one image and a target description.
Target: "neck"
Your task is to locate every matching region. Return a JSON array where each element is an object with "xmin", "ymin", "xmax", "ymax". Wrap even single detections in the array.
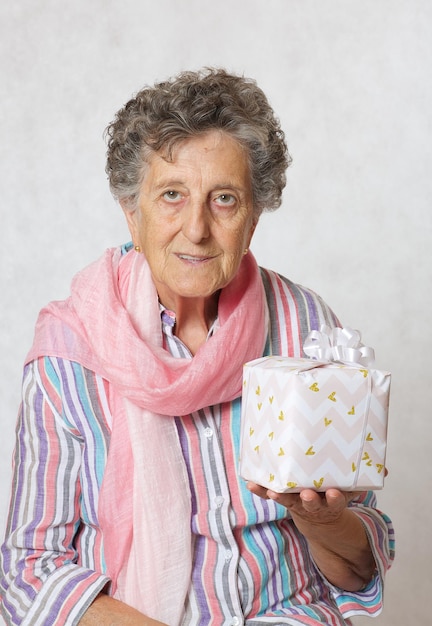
[{"xmin": 160, "ymin": 293, "xmax": 220, "ymax": 355}]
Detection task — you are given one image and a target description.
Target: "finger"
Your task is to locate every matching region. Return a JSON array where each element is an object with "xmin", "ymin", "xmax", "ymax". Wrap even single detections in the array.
[
  {"xmin": 246, "ymin": 481, "xmax": 270, "ymax": 499},
  {"xmin": 325, "ymin": 489, "xmax": 355, "ymax": 511},
  {"xmin": 266, "ymin": 490, "xmax": 299, "ymax": 509},
  {"xmin": 325, "ymin": 489, "xmax": 347, "ymax": 508},
  {"xmin": 299, "ymin": 489, "xmax": 324, "ymax": 513}
]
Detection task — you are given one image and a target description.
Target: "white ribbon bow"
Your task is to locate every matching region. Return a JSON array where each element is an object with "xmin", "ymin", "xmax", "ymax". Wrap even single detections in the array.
[{"xmin": 303, "ymin": 325, "xmax": 375, "ymax": 367}]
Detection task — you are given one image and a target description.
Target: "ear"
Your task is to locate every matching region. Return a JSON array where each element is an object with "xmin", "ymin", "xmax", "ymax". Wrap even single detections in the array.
[
  {"xmin": 121, "ymin": 201, "xmax": 140, "ymax": 246},
  {"xmin": 246, "ymin": 217, "xmax": 259, "ymax": 248}
]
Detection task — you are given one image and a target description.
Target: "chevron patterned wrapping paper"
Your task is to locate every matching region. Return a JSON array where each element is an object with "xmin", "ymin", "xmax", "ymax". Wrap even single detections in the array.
[{"xmin": 239, "ymin": 356, "xmax": 391, "ymax": 493}]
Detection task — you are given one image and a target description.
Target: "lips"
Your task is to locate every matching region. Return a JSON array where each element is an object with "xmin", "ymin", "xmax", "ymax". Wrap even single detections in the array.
[{"xmin": 176, "ymin": 253, "xmax": 214, "ymax": 263}]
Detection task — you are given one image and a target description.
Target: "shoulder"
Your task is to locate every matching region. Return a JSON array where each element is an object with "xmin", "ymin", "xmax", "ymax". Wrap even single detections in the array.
[
  {"xmin": 259, "ymin": 266, "xmax": 338, "ymax": 320},
  {"xmin": 259, "ymin": 266, "xmax": 318, "ymax": 297},
  {"xmin": 24, "ymin": 356, "xmax": 112, "ymax": 433},
  {"xmin": 259, "ymin": 267, "xmax": 341, "ymax": 355}
]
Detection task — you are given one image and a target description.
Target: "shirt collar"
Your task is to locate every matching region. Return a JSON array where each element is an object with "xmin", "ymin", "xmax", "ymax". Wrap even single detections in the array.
[{"xmin": 159, "ymin": 303, "xmax": 219, "ymax": 340}]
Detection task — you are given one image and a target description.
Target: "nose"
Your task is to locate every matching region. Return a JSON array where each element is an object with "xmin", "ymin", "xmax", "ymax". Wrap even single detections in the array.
[{"xmin": 181, "ymin": 198, "xmax": 210, "ymax": 244}]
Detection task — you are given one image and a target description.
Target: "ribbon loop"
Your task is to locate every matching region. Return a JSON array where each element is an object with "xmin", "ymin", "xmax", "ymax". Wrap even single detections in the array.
[{"xmin": 303, "ymin": 324, "xmax": 375, "ymax": 367}]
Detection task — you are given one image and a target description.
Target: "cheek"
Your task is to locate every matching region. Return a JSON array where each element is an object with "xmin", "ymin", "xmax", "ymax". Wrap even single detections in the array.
[
  {"xmin": 139, "ymin": 215, "xmax": 167, "ymax": 247},
  {"xmin": 230, "ymin": 224, "xmax": 253, "ymax": 253},
  {"xmin": 221, "ymin": 232, "xmax": 251, "ymax": 273}
]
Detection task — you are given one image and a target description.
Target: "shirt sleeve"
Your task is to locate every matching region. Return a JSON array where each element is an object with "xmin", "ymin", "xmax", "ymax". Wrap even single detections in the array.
[
  {"xmin": 325, "ymin": 490, "xmax": 395, "ymax": 619},
  {"xmin": 0, "ymin": 358, "xmax": 111, "ymax": 626}
]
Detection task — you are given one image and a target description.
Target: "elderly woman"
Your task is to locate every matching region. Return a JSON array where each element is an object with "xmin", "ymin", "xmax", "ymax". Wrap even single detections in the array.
[{"xmin": 0, "ymin": 69, "xmax": 394, "ymax": 626}]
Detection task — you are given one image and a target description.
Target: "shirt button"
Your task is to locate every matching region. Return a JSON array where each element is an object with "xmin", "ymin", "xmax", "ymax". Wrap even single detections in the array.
[
  {"xmin": 225, "ymin": 549, "xmax": 233, "ymax": 561},
  {"xmin": 230, "ymin": 617, "xmax": 242, "ymax": 626},
  {"xmin": 214, "ymin": 495, "xmax": 224, "ymax": 507},
  {"xmin": 204, "ymin": 427, "xmax": 213, "ymax": 438}
]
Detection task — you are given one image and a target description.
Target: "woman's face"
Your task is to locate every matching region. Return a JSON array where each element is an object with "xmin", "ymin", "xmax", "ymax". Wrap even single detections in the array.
[{"xmin": 123, "ymin": 130, "xmax": 257, "ymax": 310}]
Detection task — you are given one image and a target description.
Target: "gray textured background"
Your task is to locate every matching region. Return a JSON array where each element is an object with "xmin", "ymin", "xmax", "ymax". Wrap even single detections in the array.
[{"xmin": 1, "ymin": 1, "xmax": 431, "ymax": 624}]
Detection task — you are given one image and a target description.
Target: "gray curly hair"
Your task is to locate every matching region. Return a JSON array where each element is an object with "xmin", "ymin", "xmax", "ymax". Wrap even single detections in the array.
[{"xmin": 105, "ymin": 68, "xmax": 291, "ymax": 217}]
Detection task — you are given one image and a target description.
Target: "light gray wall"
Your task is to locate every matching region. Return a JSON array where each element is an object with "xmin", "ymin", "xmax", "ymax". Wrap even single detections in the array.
[{"xmin": 1, "ymin": 1, "xmax": 430, "ymax": 624}]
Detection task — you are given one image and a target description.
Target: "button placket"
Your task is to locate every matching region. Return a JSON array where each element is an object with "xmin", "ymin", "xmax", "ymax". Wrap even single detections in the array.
[
  {"xmin": 198, "ymin": 409, "xmax": 244, "ymax": 624},
  {"xmin": 214, "ymin": 495, "xmax": 225, "ymax": 508}
]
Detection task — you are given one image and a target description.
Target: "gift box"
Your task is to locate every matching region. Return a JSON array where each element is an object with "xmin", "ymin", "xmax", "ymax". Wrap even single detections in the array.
[{"xmin": 239, "ymin": 328, "xmax": 391, "ymax": 492}]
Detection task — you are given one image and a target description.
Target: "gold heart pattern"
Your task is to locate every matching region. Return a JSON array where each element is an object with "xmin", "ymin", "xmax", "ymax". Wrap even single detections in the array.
[{"xmin": 240, "ymin": 356, "xmax": 390, "ymax": 492}]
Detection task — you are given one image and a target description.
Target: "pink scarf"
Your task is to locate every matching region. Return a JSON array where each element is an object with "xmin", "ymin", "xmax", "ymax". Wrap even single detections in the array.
[{"xmin": 26, "ymin": 246, "xmax": 268, "ymax": 625}]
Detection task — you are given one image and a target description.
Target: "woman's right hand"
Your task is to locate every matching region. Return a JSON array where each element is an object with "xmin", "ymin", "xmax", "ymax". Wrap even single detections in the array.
[{"xmin": 79, "ymin": 594, "xmax": 169, "ymax": 625}]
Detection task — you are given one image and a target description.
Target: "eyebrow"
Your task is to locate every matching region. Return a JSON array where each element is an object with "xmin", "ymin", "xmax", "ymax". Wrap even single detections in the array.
[
  {"xmin": 152, "ymin": 179, "xmax": 185, "ymax": 191},
  {"xmin": 152, "ymin": 179, "xmax": 248, "ymax": 193}
]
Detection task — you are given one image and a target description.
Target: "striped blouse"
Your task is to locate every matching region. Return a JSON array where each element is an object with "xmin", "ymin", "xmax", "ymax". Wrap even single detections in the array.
[{"xmin": 0, "ymin": 266, "xmax": 395, "ymax": 625}]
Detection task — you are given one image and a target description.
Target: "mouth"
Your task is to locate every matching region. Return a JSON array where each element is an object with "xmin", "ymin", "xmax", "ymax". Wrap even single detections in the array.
[{"xmin": 176, "ymin": 253, "xmax": 215, "ymax": 264}]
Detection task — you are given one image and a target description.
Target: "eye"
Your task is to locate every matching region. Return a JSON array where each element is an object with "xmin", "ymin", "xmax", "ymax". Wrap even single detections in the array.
[
  {"xmin": 163, "ymin": 190, "xmax": 182, "ymax": 202},
  {"xmin": 214, "ymin": 193, "xmax": 236, "ymax": 206}
]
